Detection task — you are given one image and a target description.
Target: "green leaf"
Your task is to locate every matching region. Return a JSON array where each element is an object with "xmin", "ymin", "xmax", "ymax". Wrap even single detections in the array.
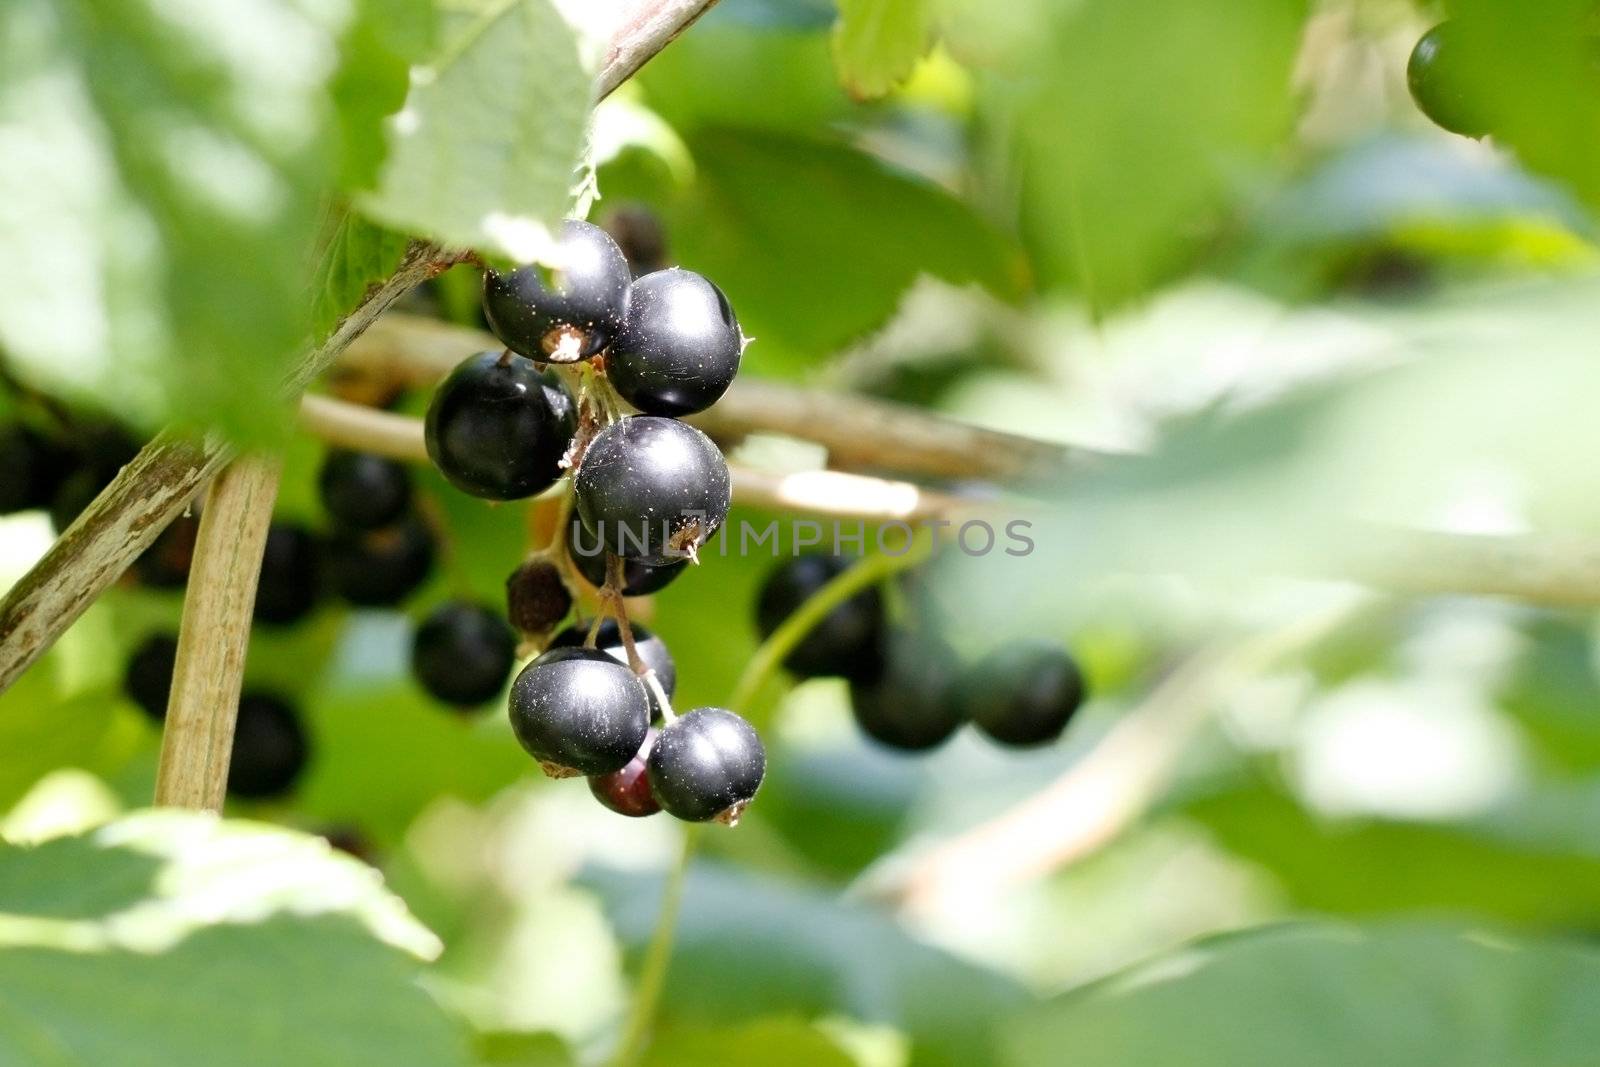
[
  {"xmin": 666, "ymin": 130, "xmax": 1025, "ymax": 373},
  {"xmin": 332, "ymin": 0, "xmax": 437, "ymax": 192},
  {"xmin": 1004, "ymin": 923, "xmax": 1600, "ymax": 1067},
  {"xmin": 312, "ymin": 213, "xmax": 414, "ymax": 338},
  {"xmin": 0, "ymin": 811, "xmax": 468, "ymax": 1066},
  {"xmin": 360, "ymin": 0, "xmax": 591, "ymax": 262},
  {"xmin": 644, "ymin": 1018, "xmax": 856, "ymax": 1067},
  {"xmin": 0, "ymin": 0, "xmax": 357, "ymax": 444},
  {"xmin": 1009, "ymin": 0, "xmax": 1308, "ymax": 308},
  {"xmin": 473, "ymin": 1030, "xmax": 574, "ymax": 1066},
  {"xmin": 831, "ymin": 0, "xmax": 936, "ymax": 100}
]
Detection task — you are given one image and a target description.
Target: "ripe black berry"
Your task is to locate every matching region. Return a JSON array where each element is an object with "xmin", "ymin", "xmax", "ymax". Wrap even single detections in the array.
[
  {"xmin": 549, "ymin": 618, "xmax": 676, "ymax": 718},
  {"xmin": 229, "ymin": 692, "xmax": 310, "ymax": 799},
  {"xmin": 606, "ymin": 269, "xmax": 742, "ymax": 417},
  {"xmin": 482, "ymin": 220, "xmax": 631, "ymax": 360},
  {"xmin": 962, "ymin": 642, "xmax": 1086, "ymax": 747},
  {"xmin": 567, "ymin": 521, "xmax": 686, "ymax": 595},
  {"xmin": 425, "ymin": 351, "xmax": 576, "ymax": 500},
  {"xmin": 850, "ymin": 634, "xmax": 963, "ymax": 752},
  {"xmin": 573, "ymin": 416, "xmax": 730, "ymax": 566},
  {"xmin": 327, "ymin": 514, "xmax": 436, "ymax": 607},
  {"xmin": 411, "ymin": 600, "xmax": 517, "ymax": 708},
  {"xmin": 0, "ymin": 424, "xmax": 74, "ymax": 515},
  {"xmin": 505, "ymin": 557, "xmax": 573, "ymax": 636},
  {"xmin": 646, "ymin": 707, "xmax": 765, "ymax": 824},
  {"xmin": 123, "ymin": 633, "xmax": 179, "ymax": 721},
  {"xmin": 602, "ymin": 204, "xmax": 669, "ymax": 277},
  {"xmin": 1408, "ymin": 22, "xmax": 1491, "ymax": 138},
  {"xmin": 509, "ymin": 646, "xmax": 650, "ymax": 776},
  {"xmin": 755, "ymin": 554, "xmax": 885, "ymax": 680},
  {"xmin": 319, "ymin": 450, "xmax": 412, "ymax": 531},
  {"xmin": 132, "ymin": 511, "xmax": 200, "ymax": 589},
  {"xmin": 254, "ymin": 522, "xmax": 322, "ymax": 626},
  {"xmin": 589, "ymin": 727, "xmax": 660, "ymax": 817}
]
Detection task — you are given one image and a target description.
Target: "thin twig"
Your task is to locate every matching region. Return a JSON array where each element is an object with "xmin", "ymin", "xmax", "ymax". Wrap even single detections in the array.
[{"xmin": 153, "ymin": 456, "xmax": 283, "ymax": 810}]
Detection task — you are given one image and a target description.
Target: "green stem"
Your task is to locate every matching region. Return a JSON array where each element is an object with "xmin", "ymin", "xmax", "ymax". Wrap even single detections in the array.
[
  {"xmin": 726, "ymin": 533, "xmax": 934, "ymax": 714},
  {"xmin": 607, "ymin": 824, "xmax": 700, "ymax": 1067}
]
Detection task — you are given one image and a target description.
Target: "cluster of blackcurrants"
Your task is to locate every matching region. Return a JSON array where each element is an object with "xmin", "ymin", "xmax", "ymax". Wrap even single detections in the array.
[
  {"xmin": 757, "ymin": 554, "xmax": 1088, "ymax": 752},
  {"xmin": 421, "ymin": 219, "xmax": 763, "ymax": 824}
]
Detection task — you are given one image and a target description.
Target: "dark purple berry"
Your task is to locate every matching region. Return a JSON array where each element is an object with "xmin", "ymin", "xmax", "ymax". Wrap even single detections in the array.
[
  {"xmin": 573, "ymin": 416, "xmax": 730, "ymax": 566},
  {"xmin": 646, "ymin": 707, "xmax": 765, "ymax": 824},
  {"xmin": 602, "ymin": 204, "xmax": 669, "ymax": 277},
  {"xmin": 228, "ymin": 692, "xmax": 309, "ymax": 799},
  {"xmin": 606, "ymin": 269, "xmax": 742, "ymax": 417},
  {"xmin": 963, "ymin": 641, "xmax": 1086, "ymax": 747},
  {"xmin": 327, "ymin": 514, "xmax": 436, "ymax": 607},
  {"xmin": 755, "ymin": 554, "xmax": 885, "ymax": 681},
  {"xmin": 509, "ymin": 646, "xmax": 650, "ymax": 777},
  {"xmin": 850, "ymin": 633, "xmax": 964, "ymax": 752},
  {"xmin": 132, "ymin": 511, "xmax": 200, "ymax": 589},
  {"xmin": 505, "ymin": 557, "xmax": 573, "ymax": 636},
  {"xmin": 411, "ymin": 600, "xmax": 517, "ymax": 708},
  {"xmin": 549, "ymin": 618, "xmax": 676, "ymax": 720},
  {"xmin": 425, "ymin": 351, "xmax": 576, "ymax": 500},
  {"xmin": 482, "ymin": 220, "xmax": 631, "ymax": 360},
  {"xmin": 253, "ymin": 523, "xmax": 322, "ymax": 626},
  {"xmin": 123, "ymin": 633, "xmax": 179, "ymax": 721},
  {"xmin": 589, "ymin": 728, "xmax": 660, "ymax": 817},
  {"xmin": 319, "ymin": 450, "xmax": 412, "ymax": 531},
  {"xmin": 566, "ymin": 521, "xmax": 686, "ymax": 596}
]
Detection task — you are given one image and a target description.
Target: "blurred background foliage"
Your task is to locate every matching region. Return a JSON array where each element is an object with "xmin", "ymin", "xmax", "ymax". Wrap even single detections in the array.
[{"xmin": 4, "ymin": 0, "xmax": 1600, "ymax": 1064}]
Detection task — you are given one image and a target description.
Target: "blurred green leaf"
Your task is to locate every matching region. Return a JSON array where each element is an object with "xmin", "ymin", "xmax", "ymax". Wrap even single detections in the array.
[
  {"xmin": 0, "ymin": 811, "xmax": 467, "ymax": 1066},
  {"xmin": 1009, "ymin": 0, "xmax": 1308, "ymax": 308},
  {"xmin": 332, "ymin": 0, "xmax": 436, "ymax": 191},
  {"xmin": 671, "ymin": 130, "xmax": 1025, "ymax": 373},
  {"xmin": 832, "ymin": 0, "xmax": 936, "ymax": 100},
  {"xmin": 1005, "ymin": 923, "xmax": 1600, "ymax": 1067},
  {"xmin": 360, "ymin": 0, "xmax": 590, "ymax": 261},
  {"xmin": 474, "ymin": 1030, "xmax": 574, "ymax": 1066},
  {"xmin": 1497, "ymin": 617, "xmax": 1600, "ymax": 777},
  {"xmin": 313, "ymin": 214, "xmax": 414, "ymax": 339},
  {"xmin": 0, "ymin": 0, "xmax": 357, "ymax": 443},
  {"xmin": 643, "ymin": 1017, "xmax": 856, "ymax": 1067}
]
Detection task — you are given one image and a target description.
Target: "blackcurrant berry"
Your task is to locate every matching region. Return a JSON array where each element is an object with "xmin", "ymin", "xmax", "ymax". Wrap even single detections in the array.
[
  {"xmin": 505, "ymin": 557, "xmax": 573, "ymax": 636},
  {"xmin": 755, "ymin": 554, "xmax": 885, "ymax": 681},
  {"xmin": 123, "ymin": 633, "xmax": 179, "ymax": 721},
  {"xmin": 482, "ymin": 220, "xmax": 631, "ymax": 360},
  {"xmin": 132, "ymin": 511, "xmax": 200, "ymax": 589},
  {"xmin": 254, "ymin": 522, "xmax": 322, "ymax": 626},
  {"xmin": 229, "ymin": 692, "xmax": 310, "ymax": 799},
  {"xmin": 573, "ymin": 416, "xmax": 730, "ymax": 566},
  {"xmin": 0, "ymin": 424, "xmax": 74, "ymax": 515},
  {"xmin": 509, "ymin": 646, "xmax": 650, "ymax": 777},
  {"xmin": 411, "ymin": 600, "xmax": 517, "ymax": 708},
  {"xmin": 327, "ymin": 514, "xmax": 436, "ymax": 607},
  {"xmin": 549, "ymin": 618, "xmax": 677, "ymax": 718},
  {"xmin": 646, "ymin": 707, "xmax": 765, "ymax": 824},
  {"xmin": 425, "ymin": 351, "xmax": 576, "ymax": 500},
  {"xmin": 602, "ymin": 204, "xmax": 669, "ymax": 277},
  {"xmin": 606, "ymin": 269, "xmax": 742, "ymax": 417},
  {"xmin": 1408, "ymin": 22, "xmax": 1492, "ymax": 138},
  {"xmin": 567, "ymin": 521, "xmax": 686, "ymax": 596},
  {"xmin": 319, "ymin": 450, "xmax": 411, "ymax": 531},
  {"xmin": 589, "ymin": 727, "xmax": 660, "ymax": 817},
  {"xmin": 850, "ymin": 633, "xmax": 964, "ymax": 752},
  {"xmin": 962, "ymin": 641, "xmax": 1086, "ymax": 747}
]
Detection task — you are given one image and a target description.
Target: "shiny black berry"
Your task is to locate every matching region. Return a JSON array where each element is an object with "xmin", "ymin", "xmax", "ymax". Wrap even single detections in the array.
[
  {"xmin": 253, "ymin": 523, "xmax": 322, "ymax": 626},
  {"xmin": 412, "ymin": 600, "xmax": 517, "ymax": 708},
  {"xmin": 228, "ymin": 692, "xmax": 310, "ymax": 799},
  {"xmin": 425, "ymin": 351, "xmax": 576, "ymax": 500},
  {"xmin": 963, "ymin": 642, "xmax": 1086, "ymax": 747},
  {"xmin": 573, "ymin": 416, "xmax": 730, "ymax": 566},
  {"xmin": 549, "ymin": 618, "xmax": 676, "ymax": 717},
  {"xmin": 327, "ymin": 514, "xmax": 436, "ymax": 607},
  {"xmin": 482, "ymin": 220, "xmax": 631, "ymax": 360},
  {"xmin": 132, "ymin": 511, "xmax": 200, "ymax": 589},
  {"xmin": 567, "ymin": 521, "xmax": 686, "ymax": 596},
  {"xmin": 1408, "ymin": 22, "xmax": 1492, "ymax": 138},
  {"xmin": 509, "ymin": 646, "xmax": 650, "ymax": 777},
  {"xmin": 123, "ymin": 632, "xmax": 179, "ymax": 721},
  {"xmin": 319, "ymin": 450, "xmax": 412, "ymax": 531},
  {"xmin": 646, "ymin": 707, "xmax": 765, "ymax": 824},
  {"xmin": 505, "ymin": 557, "xmax": 573, "ymax": 636},
  {"xmin": 755, "ymin": 554, "xmax": 885, "ymax": 681},
  {"xmin": 589, "ymin": 727, "xmax": 660, "ymax": 817},
  {"xmin": 606, "ymin": 269, "xmax": 742, "ymax": 417},
  {"xmin": 602, "ymin": 204, "xmax": 669, "ymax": 277},
  {"xmin": 850, "ymin": 633, "xmax": 964, "ymax": 752}
]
